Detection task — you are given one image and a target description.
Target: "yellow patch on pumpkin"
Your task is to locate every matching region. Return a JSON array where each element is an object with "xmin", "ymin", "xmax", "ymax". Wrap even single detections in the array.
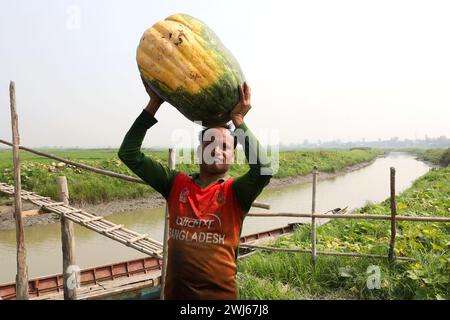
[{"xmin": 137, "ymin": 14, "xmax": 224, "ymax": 94}]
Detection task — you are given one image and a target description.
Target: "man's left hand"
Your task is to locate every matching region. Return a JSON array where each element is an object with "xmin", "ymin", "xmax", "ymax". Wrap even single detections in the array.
[{"xmin": 230, "ymin": 82, "xmax": 251, "ymax": 127}]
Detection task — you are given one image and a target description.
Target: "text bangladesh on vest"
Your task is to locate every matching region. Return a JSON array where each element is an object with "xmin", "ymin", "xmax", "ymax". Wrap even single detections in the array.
[{"xmin": 169, "ymin": 228, "xmax": 226, "ymax": 245}]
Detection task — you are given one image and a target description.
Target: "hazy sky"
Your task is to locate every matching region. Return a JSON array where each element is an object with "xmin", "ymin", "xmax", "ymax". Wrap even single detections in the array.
[{"xmin": 1, "ymin": 0, "xmax": 449, "ymax": 148}]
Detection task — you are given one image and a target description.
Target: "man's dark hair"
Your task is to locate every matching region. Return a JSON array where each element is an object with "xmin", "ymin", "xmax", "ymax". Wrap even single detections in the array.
[{"xmin": 199, "ymin": 124, "xmax": 238, "ymax": 149}]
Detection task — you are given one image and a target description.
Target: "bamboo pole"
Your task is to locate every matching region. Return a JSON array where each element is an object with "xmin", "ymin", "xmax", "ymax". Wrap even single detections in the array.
[
  {"xmin": 0, "ymin": 139, "xmax": 269, "ymax": 210},
  {"xmin": 160, "ymin": 148, "xmax": 175, "ymax": 300},
  {"xmin": 57, "ymin": 176, "xmax": 77, "ymax": 300},
  {"xmin": 247, "ymin": 212, "xmax": 450, "ymax": 222},
  {"xmin": 9, "ymin": 81, "xmax": 29, "ymax": 300},
  {"xmin": 0, "ymin": 139, "xmax": 145, "ymax": 183},
  {"xmin": 251, "ymin": 202, "xmax": 270, "ymax": 210},
  {"xmin": 389, "ymin": 167, "xmax": 397, "ymax": 262},
  {"xmin": 239, "ymin": 243, "xmax": 416, "ymax": 261},
  {"xmin": 311, "ymin": 166, "xmax": 318, "ymax": 264}
]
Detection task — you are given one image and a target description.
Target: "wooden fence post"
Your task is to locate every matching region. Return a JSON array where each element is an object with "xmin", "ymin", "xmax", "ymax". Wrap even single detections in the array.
[
  {"xmin": 160, "ymin": 148, "xmax": 176, "ymax": 299},
  {"xmin": 311, "ymin": 166, "xmax": 318, "ymax": 265},
  {"xmin": 10, "ymin": 81, "xmax": 29, "ymax": 300},
  {"xmin": 57, "ymin": 176, "xmax": 77, "ymax": 300},
  {"xmin": 389, "ymin": 167, "xmax": 397, "ymax": 262}
]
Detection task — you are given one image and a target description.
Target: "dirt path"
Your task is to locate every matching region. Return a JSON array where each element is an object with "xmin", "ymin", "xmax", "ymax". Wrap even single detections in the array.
[{"xmin": 0, "ymin": 158, "xmax": 378, "ymax": 231}]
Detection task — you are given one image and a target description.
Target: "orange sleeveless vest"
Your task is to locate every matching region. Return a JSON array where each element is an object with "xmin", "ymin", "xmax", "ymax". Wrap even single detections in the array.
[{"xmin": 164, "ymin": 173, "xmax": 244, "ymax": 300}]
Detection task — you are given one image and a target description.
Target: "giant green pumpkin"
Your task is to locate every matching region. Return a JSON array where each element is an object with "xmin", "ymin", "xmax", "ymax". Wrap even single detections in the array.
[{"xmin": 137, "ymin": 13, "xmax": 245, "ymax": 126}]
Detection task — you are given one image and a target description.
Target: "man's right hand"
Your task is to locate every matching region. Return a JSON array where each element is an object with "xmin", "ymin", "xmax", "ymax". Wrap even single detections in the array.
[{"xmin": 141, "ymin": 75, "xmax": 164, "ymax": 116}]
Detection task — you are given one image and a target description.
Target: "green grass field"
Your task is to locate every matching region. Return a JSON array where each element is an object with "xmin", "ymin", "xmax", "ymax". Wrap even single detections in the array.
[
  {"xmin": 402, "ymin": 147, "xmax": 450, "ymax": 166},
  {"xmin": 237, "ymin": 149, "xmax": 449, "ymax": 300},
  {"xmin": 0, "ymin": 148, "xmax": 383, "ymax": 205}
]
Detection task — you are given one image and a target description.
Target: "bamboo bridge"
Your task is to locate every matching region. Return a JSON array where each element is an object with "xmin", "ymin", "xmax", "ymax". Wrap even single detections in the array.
[{"xmin": 0, "ymin": 182, "xmax": 163, "ymax": 259}]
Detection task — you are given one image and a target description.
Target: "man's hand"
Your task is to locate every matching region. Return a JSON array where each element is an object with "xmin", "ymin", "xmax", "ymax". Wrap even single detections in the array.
[
  {"xmin": 142, "ymin": 75, "xmax": 164, "ymax": 116},
  {"xmin": 230, "ymin": 82, "xmax": 251, "ymax": 127}
]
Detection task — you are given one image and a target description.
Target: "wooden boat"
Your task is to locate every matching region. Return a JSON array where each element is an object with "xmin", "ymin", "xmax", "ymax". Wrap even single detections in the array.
[{"xmin": 0, "ymin": 223, "xmax": 300, "ymax": 300}]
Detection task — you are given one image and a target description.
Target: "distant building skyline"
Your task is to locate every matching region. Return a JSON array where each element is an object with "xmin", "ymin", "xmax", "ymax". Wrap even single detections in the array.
[
  {"xmin": 282, "ymin": 135, "xmax": 450, "ymax": 150},
  {"xmin": 1, "ymin": 135, "xmax": 449, "ymax": 151}
]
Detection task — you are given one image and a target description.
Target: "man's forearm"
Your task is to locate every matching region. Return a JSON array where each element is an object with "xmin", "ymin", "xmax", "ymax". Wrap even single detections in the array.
[
  {"xmin": 144, "ymin": 99, "xmax": 162, "ymax": 117},
  {"xmin": 232, "ymin": 122, "xmax": 272, "ymax": 213},
  {"xmin": 117, "ymin": 110, "xmax": 176, "ymax": 199},
  {"xmin": 118, "ymin": 110, "xmax": 157, "ymax": 167}
]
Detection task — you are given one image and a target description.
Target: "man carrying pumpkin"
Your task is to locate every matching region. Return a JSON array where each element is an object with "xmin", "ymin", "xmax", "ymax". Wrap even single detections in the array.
[{"xmin": 118, "ymin": 79, "xmax": 272, "ymax": 300}]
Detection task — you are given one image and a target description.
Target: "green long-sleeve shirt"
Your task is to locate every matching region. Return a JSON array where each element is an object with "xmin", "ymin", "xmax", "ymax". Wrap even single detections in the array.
[{"xmin": 118, "ymin": 110, "xmax": 272, "ymax": 213}]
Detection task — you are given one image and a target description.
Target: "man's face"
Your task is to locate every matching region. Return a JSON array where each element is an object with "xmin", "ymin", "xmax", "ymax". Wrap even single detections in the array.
[{"xmin": 200, "ymin": 127, "xmax": 235, "ymax": 175}]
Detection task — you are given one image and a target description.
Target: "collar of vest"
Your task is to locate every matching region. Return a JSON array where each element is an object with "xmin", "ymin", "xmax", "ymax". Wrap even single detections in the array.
[{"xmin": 189, "ymin": 172, "xmax": 231, "ymax": 187}]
